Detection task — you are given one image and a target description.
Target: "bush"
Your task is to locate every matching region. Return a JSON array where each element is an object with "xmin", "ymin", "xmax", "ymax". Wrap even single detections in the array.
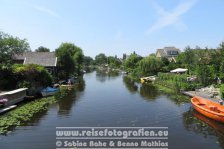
[
  {"xmin": 220, "ymin": 84, "xmax": 224, "ymax": 99},
  {"xmin": 157, "ymin": 72, "xmax": 201, "ymax": 91},
  {"xmin": 12, "ymin": 64, "xmax": 52, "ymax": 95},
  {"xmin": 0, "ymin": 65, "xmax": 16, "ymax": 90}
]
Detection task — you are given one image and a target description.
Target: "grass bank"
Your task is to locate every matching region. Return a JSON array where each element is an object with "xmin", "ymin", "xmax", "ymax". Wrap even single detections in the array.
[
  {"xmin": 0, "ymin": 88, "xmax": 71, "ymax": 134},
  {"xmin": 126, "ymin": 74, "xmax": 190, "ymax": 103},
  {"xmin": 0, "ymin": 97, "xmax": 56, "ymax": 134},
  {"xmin": 154, "ymin": 83, "xmax": 190, "ymax": 103}
]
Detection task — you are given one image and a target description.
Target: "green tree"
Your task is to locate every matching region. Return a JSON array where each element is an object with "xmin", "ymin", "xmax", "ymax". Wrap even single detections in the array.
[
  {"xmin": 124, "ymin": 53, "xmax": 142, "ymax": 72},
  {"xmin": 55, "ymin": 42, "xmax": 84, "ymax": 78},
  {"xmin": 83, "ymin": 56, "xmax": 94, "ymax": 66},
  {"xmin": 196, "ymin": 65, "xmax": 215, "ymax": 86},
  {"xmin": 73, "ymin": 46, "xmax": 84, "ymax": 73},
  {"xmin": 137, "ymin": 55, "xmax": 162, "ymax": 76},
  {"xmin": 35, "ymin": 46, "xmax": 50, "ymax": 52},
  {"xmin": 176, "ymin": 46, "xmax": 196, "ymax": 71},
  {"xmin": 108, "ymin": 56, "xmax": 122, "ymax": 68},
  {"xmin": 95, "ymin": 53, "xmax": 107, "ymax": 66},
  {"xmin": 0, "ymin": 32, "xmax": 30, "ymax": 64}
]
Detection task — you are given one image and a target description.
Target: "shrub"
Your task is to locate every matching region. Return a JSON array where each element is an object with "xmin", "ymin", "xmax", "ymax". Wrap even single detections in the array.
[
  {"xmin": 220, "ymin": 84, "xmax": 224, "ymax": 99},
  {"xmin": 0, "ymin": 65, "xmax": 16, "ymax": 90},
  {"xmin": 12, "ymin": 64, "xmax": 52, "ymax": 95},
  {"xmin": 157, "ymin": 72, "xmax": 201, "ymax": 91}
]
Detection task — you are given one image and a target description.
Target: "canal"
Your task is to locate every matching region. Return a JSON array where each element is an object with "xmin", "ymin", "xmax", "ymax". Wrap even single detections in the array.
[{"xmin": 1, "ymin": 71, "xmax": 224, "ymax": 149}]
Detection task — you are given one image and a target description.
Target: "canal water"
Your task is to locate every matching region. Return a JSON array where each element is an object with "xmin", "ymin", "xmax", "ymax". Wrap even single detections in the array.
[{"xmin": 1, "ymin": 71, "xmax": 224, "ymax": 149}]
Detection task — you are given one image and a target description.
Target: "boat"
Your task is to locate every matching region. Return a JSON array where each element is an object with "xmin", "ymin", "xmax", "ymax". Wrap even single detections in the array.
[
  {"xmin": 191, "ymin": 96, "xmax": 224, "ymax": 123},
  {"xmin": 0, "ymin": 88, "xmax": 27, "ymax": 106},
  {"xmin": 0, "ymin": 98, "xmax": 8, "ymax": 106},
  {"xmin": 41, "ymin": 87, "xmax": 59, "ymax": 97},
  {"xmin": 140, "ymin": 76, "xmax": 156, "ymax": 83},
  {"xmin": 60, "ymin": 84, "xmax": 75, "ymax": 90},
  {"xmin": 60, "ymin": 84, "xmax": 75, "ymax": 88},
  {"xmin": 0, "ymin": 105, "xmax": 17, "ymax": 114}
]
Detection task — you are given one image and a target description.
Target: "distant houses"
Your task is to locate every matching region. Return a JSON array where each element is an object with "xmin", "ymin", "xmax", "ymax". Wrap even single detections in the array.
[
  {"xmin": 13, "ymin": 52, "xmax": 57, "ymax": 74},
  {"xmin": 155, "ymin": 47, "xmax": 181, "ymax": 62}
]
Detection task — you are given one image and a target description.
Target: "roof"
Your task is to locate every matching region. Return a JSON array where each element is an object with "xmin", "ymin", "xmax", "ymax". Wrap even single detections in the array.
[
  {"xmin": 156, "ymin": 49, "xmax": 167, "ymax": 57},
  {"xmin": 170, "ymin": 68, "xmax": 188, "ymax": 73},
  {"xmin": 164, "ymin": 47, "xmax": 180, "ymax": 52},
  {"xmin": 13, "ymin": 52, "xmax": 57, "ymax": 67},
  {"xmin": 156, "ymin": 47, "xmax": 180, "ymax": 57}
]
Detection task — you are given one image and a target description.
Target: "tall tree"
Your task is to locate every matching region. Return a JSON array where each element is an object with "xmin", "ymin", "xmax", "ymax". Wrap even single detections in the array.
[
  {"xmin": 137, "ymin": 55, "xmax": 162, "ymax": 76},
  {"xmin": 108, "ymin": 56, "xmax": 122, "ymax": 68},
  {"xmin": 35, "ymin": 46, "xmax": 50, "ymax": 52},
  {"xmin": 55, "ymin": 42, "xmax": 84, "ymax": 78},
  {"xmin": 124, "ymin": 53, "xmax": 142, "ymax": 71},
  {"xmin": 73, "ymin": 46, "xmax": 84, "ymax": 73},
  {"xmin": 95, "ymin": 53, "xmax": 107, "ymax": 66},
  {"xmin": 83, "ymin": 56, "xmax": 94, "ymax": 66},
  {"xmin": 0, "ymin": 32, "xmax": 30, "ymax": 64}
]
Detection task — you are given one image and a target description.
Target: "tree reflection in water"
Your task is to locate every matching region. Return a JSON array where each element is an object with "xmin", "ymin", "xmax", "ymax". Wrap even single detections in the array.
[
  {"xmin": 122, "ymin": 76, "xmax": 138, "ymax": 94},
  {"xmin": 122, "ymin": 76, "xmax": 160, "ymax": 100},
  {"xmin": 183, "ymin": 108, "xmax": 224, "ymax": 148},
  {"xmin": 56, "ymin": 77, "xmax": 85, "ymax": 116},
  {"xmin": 96, "ymin": 70, "xmax": 120, "ymax": 83},
  {"xmin": 139, "ymin": 84, "xmax": 160, "ymax": 101}
]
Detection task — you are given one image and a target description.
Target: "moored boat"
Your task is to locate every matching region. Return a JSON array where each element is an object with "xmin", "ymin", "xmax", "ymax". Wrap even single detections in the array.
[
  {"xmin": 140, "ymin": 76, "xmax": 156, "ymax": 83},
  {"xmin": 0, "ymin": 88, "xmax": 27, "ymax": 106},
  {"xmin": 191, "ymin": 96, "xmax": 224, "ymax": 123},
  {"xmin": 0, "ymin": 105, "xmax": 17, "ymax": 114},
  {"xmin": 41, "ymin": 87, "xmax": 59, "ymax": 97}
]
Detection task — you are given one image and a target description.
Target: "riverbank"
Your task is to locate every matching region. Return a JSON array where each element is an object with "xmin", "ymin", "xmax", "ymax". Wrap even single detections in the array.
[
  {"xmin": 0, "ymin": 87, "xmax": 72, "ymax": 134},
  {"xmin": 154, "ymin": 80, "xmax": 222, "ymax": 104},
  {"xmin": 125, "ymin": 74, "xmax": 190, "ymax": 103},
  {"xmin": 154, "ymin": 83, "xmax": 190, "ymax": 104},
  {"xmin": 0, "ymin": 96, "xmax": 56, "ymax": 134}
]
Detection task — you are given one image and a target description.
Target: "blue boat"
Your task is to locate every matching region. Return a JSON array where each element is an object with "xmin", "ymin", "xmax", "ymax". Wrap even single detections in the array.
[{"xmin": 41, "ymin": 87, "xmax": 58, "ymax": 97}]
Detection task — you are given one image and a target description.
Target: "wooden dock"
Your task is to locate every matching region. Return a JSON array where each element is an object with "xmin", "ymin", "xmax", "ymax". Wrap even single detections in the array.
[{"xmin": 182, "ymin": 90, "xmax": 221, "ymax": 103}]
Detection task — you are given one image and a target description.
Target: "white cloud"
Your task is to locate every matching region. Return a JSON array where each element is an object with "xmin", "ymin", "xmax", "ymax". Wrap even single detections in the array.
[
  {"xmin": 33, "ymin": 5, "xmax": 60, "ymax": 18},
  {"xmin": 146, "ymin": 0, "xmax": 197, "ymax": 34}
]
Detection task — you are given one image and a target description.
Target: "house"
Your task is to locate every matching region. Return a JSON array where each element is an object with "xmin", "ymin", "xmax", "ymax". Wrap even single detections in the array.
[
  {"xmin": 13, "ymin": 52, "xmax": 57, "ymax": 74},
  {"xmin": 156, "ymin": 47, "xmax": 181, "ymax": 62}
]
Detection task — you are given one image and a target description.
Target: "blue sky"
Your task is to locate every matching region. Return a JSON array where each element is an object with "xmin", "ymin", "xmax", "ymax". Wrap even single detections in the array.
[{"xmin": 0, "ymin": 0, "xmax": 224, "ymax": 58}]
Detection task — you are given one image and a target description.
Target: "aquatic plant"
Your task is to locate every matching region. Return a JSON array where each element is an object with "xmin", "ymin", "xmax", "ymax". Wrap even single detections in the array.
[{"xmin": 0, "ymin": 97, "xmax": 56, "ymax": 134}]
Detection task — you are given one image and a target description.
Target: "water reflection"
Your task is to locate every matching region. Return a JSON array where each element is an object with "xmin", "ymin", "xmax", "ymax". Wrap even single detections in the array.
[
  {"xmin": 192, "ymin": 110, "xmax": 224, "ymax": 135},
  {"xmin": 139, "ymin": 84, "xmax": 159, "ymax": 100},
  {"xmin": 122, "ymin": 76, "xmax": 160, "ymax": 100},
  {"xmin": 96, "ymin": 70, "xmax": 120, "ymax": 82},
  {"xmin": 57, "ymin": 88, "xmax": 76, "ymax": 116},
  {"xmin": 26, "ymin": 110, "xmax": 48, "ymax": 126},
  {"xmin": 5, "ymin": 109, "xmax": 49, "ymax": 134},
  {"xmin": 57, "ymin": 78, "xmax": 86, "ymax": 116},
  {"xmin": 76, "ymin": 76, "xmax": 86, "ymax": 91},
  {"xmin": 183, "ymin": 109, "xmax": 224, "ymax": 148},
  {"xmin": 122, "ymin": 76, "xmax": 138, "ymax": 94}
]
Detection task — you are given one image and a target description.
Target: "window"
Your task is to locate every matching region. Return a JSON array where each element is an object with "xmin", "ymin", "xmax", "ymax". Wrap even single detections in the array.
[{"xmin": 167, "ymin": 51, "xmax": 178, "ymax": 55}]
